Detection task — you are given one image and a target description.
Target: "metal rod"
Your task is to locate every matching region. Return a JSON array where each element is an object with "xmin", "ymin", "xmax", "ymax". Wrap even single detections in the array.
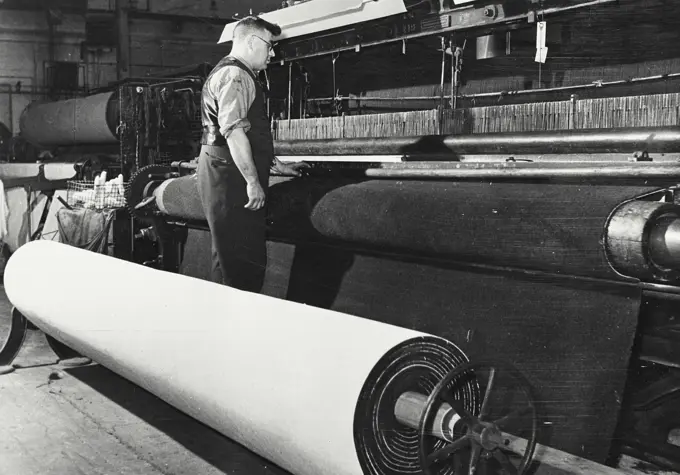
[
  {"xmin": 306, "ymin": 96, "xmax": 446, "ymax": 102},
  {"xmin": 302, "ymin": 71, "xmax": 680, "ymax": 104},
  {"xmin": 395, "ymin": 391, "xmax": 458, "ymax": 442},
  {"xmin": 332, "ymin": 53, "xmax": 338, "ymax": 115},
  {"xmin": 7, "ymin": 85, "xmax": 13, "ymax": 134},
  {"xmin": 439, "ymin": 36, "xmax": 446, "ymax": 110},
  {"xmin": 537, "ymin": 0, "xmax": 617, "ymax": 16},
  {"xmin": 170, "ymin": 160, "xmax": 680, "ymax": 179},
  {"xmin": 274, "ymin": 126, "xmax": 680, "ymax": 156},
  {"xmin": 460, "ymin": 72, "xmax": 680, "ymax": 99},
  {"xmin": 449, "ymin": 38, "xmax": 454, "ymax": 109},
  {"xmin": 116, "ymin": 0, "xmax": 131, "ymax": 81},
  {"xmin": 287, "ymin": 62, "xmax": 292, "ymax": 120},
  {"xmin": 361, "ymin": 165, "xmax": 680, "ymax": 179},
  {"xmin": 395, "ymin": 389, "xmax": 631, "ymax": 475}
]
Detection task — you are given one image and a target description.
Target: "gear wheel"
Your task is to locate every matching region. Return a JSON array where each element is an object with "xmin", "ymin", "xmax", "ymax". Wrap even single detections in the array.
[{"xmin": 125, "ymin": 164, "xmax": 176, "ymax": 217}]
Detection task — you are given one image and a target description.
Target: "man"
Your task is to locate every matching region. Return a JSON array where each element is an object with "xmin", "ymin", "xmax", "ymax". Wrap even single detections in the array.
[{"xmin": 198, "ymin": 16, "xmax": 305, "ymax": 293}]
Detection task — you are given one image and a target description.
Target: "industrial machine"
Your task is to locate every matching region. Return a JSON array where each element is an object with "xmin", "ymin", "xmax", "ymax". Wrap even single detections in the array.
[{"xmin": 4, "ymin": 0, "xmax": 680, "ymax": 473}]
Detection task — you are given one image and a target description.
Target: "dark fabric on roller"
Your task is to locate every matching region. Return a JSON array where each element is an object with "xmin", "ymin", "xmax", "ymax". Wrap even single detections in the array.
[
  {"xmin": 159, "ymin": 177, "xmax": 658, "ymax": 281},
  {"xmin": 158, "ymin": 176, "xmax": 205, "ymax": 222},
  {"xmin": 294, "ymin": 181, "xmax": 659, "ymax": 280}
]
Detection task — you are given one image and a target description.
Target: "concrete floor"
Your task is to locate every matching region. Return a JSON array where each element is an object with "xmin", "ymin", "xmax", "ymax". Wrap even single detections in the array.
[{"xmin": 0, "ymin": 285, "xmax": 676, "ymax": 475}]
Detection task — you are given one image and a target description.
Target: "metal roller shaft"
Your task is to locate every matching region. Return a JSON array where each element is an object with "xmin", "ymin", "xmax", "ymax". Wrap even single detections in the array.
[
  {"xmin": 606, "ymin": 200, "xmax": 680, "ymax": 282},
  {"xmin": 274, "ymin": 126, "xmax": 680, "ymax": 156},
  {"xmin": 393, "ymin": 392, "xmax": 626, "ymax": 474},
  {"xmin": 649, "ymin": 216, "xmax": 680, "ymax": 269},
  {"xmin": 394, "ymin": 391, "xmax": 460, "ymax": 441}
]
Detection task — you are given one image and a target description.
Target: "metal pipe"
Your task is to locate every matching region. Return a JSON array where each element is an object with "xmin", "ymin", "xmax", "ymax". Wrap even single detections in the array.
[
  {"xmin": 274, "ymin": 127, "xmax": 680, "ymax": 156},
  {"xmin": 306, "ymin": 96, "xmax": 442, "ymax": 102},
  {"xmin": 361, "ymin": 165, "xmax": 680, "ymax": 179},
  {"xmin": 170, "ymin": 158, "xmax": 680, "ymax": 179}
]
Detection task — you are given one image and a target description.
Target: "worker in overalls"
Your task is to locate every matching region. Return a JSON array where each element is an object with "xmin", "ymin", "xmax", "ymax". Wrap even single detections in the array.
[{"xmin": 198, "ymin": 16, "xmax": 305, "ymax": 292}]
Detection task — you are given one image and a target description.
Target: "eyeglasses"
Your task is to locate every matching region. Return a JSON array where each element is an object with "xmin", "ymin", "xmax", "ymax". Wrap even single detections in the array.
[{"xmin": 252, "ymin": 35, "xmax": 276, "ymax": 52}]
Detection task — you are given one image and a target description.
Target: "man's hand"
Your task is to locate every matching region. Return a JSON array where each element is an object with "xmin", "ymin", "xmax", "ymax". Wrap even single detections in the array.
[
  {"xmin": 245, "ymin": 181, "xmax": 266, "ymax": 211},
  {"xmin": 271, "ymin": 157, "xmax": 311, "ymax": 177}
]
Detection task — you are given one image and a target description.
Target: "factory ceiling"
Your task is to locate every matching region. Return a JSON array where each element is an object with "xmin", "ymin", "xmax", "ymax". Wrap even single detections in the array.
[
  {"xmin": 0, "ymin": 0, "xmax": 291, "ymax": 20},
  {"xmin": 146, "ymin": 0, "xmax": 288, "ymax": 20}
]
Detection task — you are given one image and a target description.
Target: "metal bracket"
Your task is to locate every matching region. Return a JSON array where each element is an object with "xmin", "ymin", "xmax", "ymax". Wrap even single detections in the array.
[{"xmin": 630, "ymin": 150, "xmax": 653, "ymax": 162}]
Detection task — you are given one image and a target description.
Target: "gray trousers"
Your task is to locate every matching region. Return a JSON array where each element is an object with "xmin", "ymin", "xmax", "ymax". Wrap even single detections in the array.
[{"xmin": 196, "ymin": 145, "xmax": 267, "ymax": 293}]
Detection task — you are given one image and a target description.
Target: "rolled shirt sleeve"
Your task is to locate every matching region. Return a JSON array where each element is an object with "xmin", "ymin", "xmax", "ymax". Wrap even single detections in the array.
[{"xmin": 209, "ymin": 66, "xmax": 257, "ymax": 139}]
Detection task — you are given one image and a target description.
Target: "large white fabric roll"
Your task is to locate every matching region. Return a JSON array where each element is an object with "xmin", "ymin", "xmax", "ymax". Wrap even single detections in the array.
[{"xmin": 5, "ymin": 240, "xmax": 460, "ymax": 475}]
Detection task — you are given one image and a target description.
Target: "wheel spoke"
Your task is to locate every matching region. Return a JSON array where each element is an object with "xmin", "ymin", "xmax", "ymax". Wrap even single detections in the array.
[
  {"xmin": 426, "ymin": 436, "xmax": 470, "ymax": 466},
  {"xmin": 468, "ymin": 443, "xmax": 482, "ymax": 475},
  {"xmin": 494, "ymin": 449, "xmax": 518, "ymax": 475},
  {"xmin": 493, "ymin": 407, "xmax": 530, "ymax": 431},
  {"xmin": 454, "ymin": 451, "xmax": 465, "ymax": 475},
  {"xmin": 479, "ymin": 367, "xmax": 497, "ymax": 420}
]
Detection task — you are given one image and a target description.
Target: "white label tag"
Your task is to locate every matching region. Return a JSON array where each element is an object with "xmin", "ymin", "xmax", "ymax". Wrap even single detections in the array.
[
  {"xmin": 535, "ymin": 21, "xmax": 547, "ymax": 63},
  {"xmin": 536, "ymin": 21, "xmax": 546, "ymax": 49},
  {"xmin": 534, "ymin": 47, "xmax": 548, "ymax": 63}
]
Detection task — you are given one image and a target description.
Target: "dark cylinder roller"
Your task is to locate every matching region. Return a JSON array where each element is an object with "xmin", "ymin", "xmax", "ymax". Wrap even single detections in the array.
[
  {"xmin": 19, "ymin": 92, "xmax": 119, "ymax": 147},
  {"xmin": 274, "ymin": 126, "xmax": 680, "ymax": 156},
  {"xmin": 142, "ymin": 173, "xmax": 662, "ymax": 281}
]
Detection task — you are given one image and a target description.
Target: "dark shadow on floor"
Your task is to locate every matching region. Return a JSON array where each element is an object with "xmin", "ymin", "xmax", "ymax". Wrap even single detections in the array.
[{"xmin": 64, "ymin": 364, "xmax": 292, "ymax": 475}]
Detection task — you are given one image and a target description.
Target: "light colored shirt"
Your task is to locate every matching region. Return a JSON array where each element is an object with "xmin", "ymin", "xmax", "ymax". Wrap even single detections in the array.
[{"xmin": 206, "ymin": 56, "xmax": 257, "ymax": 139}]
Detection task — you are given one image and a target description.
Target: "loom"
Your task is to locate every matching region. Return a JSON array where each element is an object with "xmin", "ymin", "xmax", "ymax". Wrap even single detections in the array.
[
  {"xmin": 13, "ymin": 62, "xmax": 680, "ymax": 475},
  {"xmin": 7, "ymin": 0, "xmax": 680, "ymax": 473}
]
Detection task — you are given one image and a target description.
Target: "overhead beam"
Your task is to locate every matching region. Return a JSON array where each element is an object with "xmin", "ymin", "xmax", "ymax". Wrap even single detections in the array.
[{"xmin": 274, "ymin": 0, "xmax": 617, "ymax": 62}]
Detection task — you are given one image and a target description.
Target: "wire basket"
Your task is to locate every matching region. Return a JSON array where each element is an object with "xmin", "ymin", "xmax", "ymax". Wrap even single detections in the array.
[{"xmin": 67, "ymin": 180, "xmax": 127, "ymax": 210}]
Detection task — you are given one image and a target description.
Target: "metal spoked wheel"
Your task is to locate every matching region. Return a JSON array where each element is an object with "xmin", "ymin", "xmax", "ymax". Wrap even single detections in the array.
[
  {"xmin": 0, "ymin": 307, "xmax": 29, "ymax": 373},
  {"xmin": 419, "ymin": 360, "xmax": 538, "ymax": 475}
]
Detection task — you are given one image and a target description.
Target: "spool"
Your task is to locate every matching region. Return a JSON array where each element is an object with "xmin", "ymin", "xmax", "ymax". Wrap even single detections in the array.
[{"xmin": 19, "ymin": 92, "xmax": 119, "ymax": 148}]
